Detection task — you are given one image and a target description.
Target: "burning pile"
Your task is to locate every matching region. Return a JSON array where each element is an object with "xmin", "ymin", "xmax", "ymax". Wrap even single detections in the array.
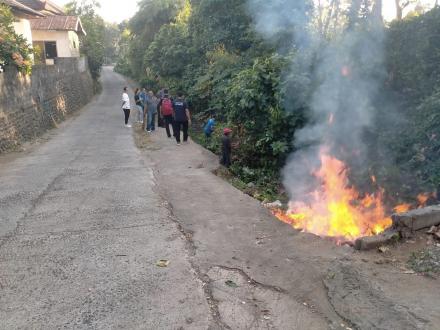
[
  {"xmin": 273, "ymin": 148, "xmax": 431, "ymax": 242},
  {"xmin": 246, "ymin": 0, "xmax": 435, "ymax": 243}
]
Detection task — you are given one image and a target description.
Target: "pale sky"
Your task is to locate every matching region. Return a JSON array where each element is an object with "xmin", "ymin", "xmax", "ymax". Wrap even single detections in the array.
[
  {"xmin": 56, "ymin": 0, "xmax": 139, "ymax": 23},
  {"xmin": 55, "ymin": 0, "xmax": 437, "ymax": 23}
]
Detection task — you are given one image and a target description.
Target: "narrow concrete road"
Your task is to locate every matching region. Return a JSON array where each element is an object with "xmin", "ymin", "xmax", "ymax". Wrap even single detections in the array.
[{"xmin": 0, "ymin": 67, "xmax": 210, "ymax": 329}]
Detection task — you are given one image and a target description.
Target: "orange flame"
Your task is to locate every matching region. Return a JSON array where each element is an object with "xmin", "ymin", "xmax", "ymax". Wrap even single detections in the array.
[
  {"xmin": 417, "ymin": 193, "xmax": 430, "ymax": 207},
  {"xmin": 393, "ymin": 203, "xmax": 411, "ymax": 213},
  {"xmin": 276, "ymin": 150, "xmax": 393, "ymax": 241}
]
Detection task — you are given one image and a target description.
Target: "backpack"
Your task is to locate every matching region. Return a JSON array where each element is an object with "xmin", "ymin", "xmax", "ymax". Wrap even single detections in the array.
[{"xmin": 162, "ymin": 98, "xmax": 173, "ymax": 116}]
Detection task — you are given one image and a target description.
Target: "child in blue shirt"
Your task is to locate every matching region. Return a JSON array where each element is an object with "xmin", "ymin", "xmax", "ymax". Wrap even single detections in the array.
[{"xmin": 204, "ymin": 118, "xmax": 216, "ymax": 139}]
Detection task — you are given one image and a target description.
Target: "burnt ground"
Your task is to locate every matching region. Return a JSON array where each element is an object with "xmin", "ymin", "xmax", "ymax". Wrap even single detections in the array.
[{"xmin": 136, "ymin": 118, "xmax": 440, "ymax": 329}]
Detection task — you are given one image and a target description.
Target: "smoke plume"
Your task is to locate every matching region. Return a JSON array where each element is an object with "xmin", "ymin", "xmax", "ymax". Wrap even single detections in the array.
[{"xmin": 247, "ymin": 0, "xmax": 387, "ymax": 204}]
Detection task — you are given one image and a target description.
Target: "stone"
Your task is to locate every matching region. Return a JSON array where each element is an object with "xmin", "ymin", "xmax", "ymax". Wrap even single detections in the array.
[
  {"xmin": 263, "ymin": 200, "xmax": 283, "ymax": 209},
  {"xmin": 392, "ymin": 205, "xmax": 440, "ymax": 235},
  {"xmin": 354, "ymin": 230, "xmax": 400, "ymax": 251}
]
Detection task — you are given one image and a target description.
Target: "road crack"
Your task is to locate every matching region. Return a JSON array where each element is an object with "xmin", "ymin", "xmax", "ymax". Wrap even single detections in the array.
[
  {"xmin": 149, "ymin": 173, "xmax": 230, "ymax": 328},
  {"xmin": 163, "ymin": 200, "xmax": 231, "ymax": 329}
]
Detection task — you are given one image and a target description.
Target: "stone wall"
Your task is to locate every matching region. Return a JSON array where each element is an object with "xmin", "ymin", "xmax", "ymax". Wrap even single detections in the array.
[{"xmin": 0, "ymin": 57, "xmax": 94, "ymax": 153}]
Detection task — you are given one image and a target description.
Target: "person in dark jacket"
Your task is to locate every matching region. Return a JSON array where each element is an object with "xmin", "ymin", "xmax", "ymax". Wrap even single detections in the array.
[
  {"xmin": 221, "ymin": 128, "xmax": 232, "ymax": 167},
  {"xmin": 172, "ymin": 92, "xmax": 191, "ymax": 145}
]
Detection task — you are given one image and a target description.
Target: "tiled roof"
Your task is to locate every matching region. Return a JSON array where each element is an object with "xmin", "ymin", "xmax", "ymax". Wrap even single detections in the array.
[
  {"xmin": 30, "ymin": 15, "xmax": 86, "ymax": 35},
  {"xmin": 2, "ymin": 0, "xmax": 45, "ymax": 17},
  {"xmin": 15, "ymin": 0, "xmax": 65, "ymax": 15}
]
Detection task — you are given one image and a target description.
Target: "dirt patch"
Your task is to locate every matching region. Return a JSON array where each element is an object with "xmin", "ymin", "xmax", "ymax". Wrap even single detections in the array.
[
  {"xmin": 132, "ymin": 124, "xmax": 161, "ymax": 151},
  {"xmin": 324, "ymin": 262, "xmax": 425, "ymax": 330}
]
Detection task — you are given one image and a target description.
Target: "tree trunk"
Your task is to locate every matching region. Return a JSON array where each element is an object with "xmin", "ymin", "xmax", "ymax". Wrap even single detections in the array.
[
  {"xmin": 395, "ymin": 0, "xmax": 403, "ymax": 20},
  {"xmin": 373, "ymin": 0, "xmax": 383, "ymax": 22},
  {"xmin": 347, "ymin": 0, "xmax": 362, "ymax": 29}
]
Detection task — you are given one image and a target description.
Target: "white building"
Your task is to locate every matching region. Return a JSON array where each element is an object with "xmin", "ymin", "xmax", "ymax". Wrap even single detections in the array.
[
  {"xmin": 5, "ymin": 0, "xmax": 44, "ymax": 49},
  {"xmin": 5, "ymin": 0, "xmax": 86, "ymax": 64},
  {"xmin": 30, "ymin": 15, "xmax": 86, "ymax": 61}
]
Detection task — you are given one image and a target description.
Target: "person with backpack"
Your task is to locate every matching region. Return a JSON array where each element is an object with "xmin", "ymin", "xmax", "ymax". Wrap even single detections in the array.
[
  {"xmin": 159, "ymin": 90, "xmax": 174, "ymax": 138},
  {"xmin": 172, "ymin": 92, "xmax": 191, "ymax": 145}
]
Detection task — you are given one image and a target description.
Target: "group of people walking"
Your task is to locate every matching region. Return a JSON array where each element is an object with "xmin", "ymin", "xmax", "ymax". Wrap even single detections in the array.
[
  {"xmin": 122, "ymin": 87, "xmax": 192, "ymax": 145},
  {"xmin": 121, "ymin": 86, "xmax": 232, "ymax": 166}
]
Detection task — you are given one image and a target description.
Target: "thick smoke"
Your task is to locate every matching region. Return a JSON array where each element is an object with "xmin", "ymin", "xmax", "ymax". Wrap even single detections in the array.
[{"xmin": 247, "ymin": 0, "xmax": 387, "ymax": 203}]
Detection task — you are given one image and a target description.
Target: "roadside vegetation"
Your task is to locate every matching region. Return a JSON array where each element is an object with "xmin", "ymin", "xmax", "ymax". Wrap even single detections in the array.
[
  {"xmin": 0, "ymin": 4, "xmax": 33, "ymax": 74},
  {"xmin": 115, "ymin": 0, "xmax": 440, "ymax": 204},
  {"xmin": 408, "ymin": 246, "xmax": 440, "ymax": 275}
]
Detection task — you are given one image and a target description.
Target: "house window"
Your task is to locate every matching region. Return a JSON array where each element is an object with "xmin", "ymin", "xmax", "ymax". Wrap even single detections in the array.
[
  {"xmin": 73, "ymin": 40, "xmax": 77, "ymax": 49},
  {"xmin": 44, "ymin": 41, "xmax": 58, "ymax": 59},
  {"xmin": 32, "ymin": 41, "xmax": 45, "ymax": 64}
]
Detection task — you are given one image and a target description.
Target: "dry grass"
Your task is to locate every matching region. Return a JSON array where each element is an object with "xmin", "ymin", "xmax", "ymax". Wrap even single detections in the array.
[
  {"xmin": 132, "ymin": 123, "xmax": 150, "ymax": 149},
  {"xmin": 132, "ymin": 123, "xmax": 161, "ymax": 151}
]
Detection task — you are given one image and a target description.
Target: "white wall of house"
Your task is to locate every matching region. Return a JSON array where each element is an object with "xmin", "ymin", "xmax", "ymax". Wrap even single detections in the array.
[
  {"xmin": 12, "ymin": 19, "xmax": 33, "ymax": 47},
  {"xmin": 31, "ymin": 30, "xmax": 81, "ymax": 57}
]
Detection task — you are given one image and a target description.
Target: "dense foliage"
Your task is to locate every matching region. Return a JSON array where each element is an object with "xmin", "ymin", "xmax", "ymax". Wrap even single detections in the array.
[
  {"xmin": 0, "ymin": 4, "xmax": 33, "ymax": 74},
  {"xmin": 117, "ymin": 1, "xmax": 440, "ymax": 201},
  {"xmin": 381, "ymin": 7, "xmax": 440, "ymax": 195}
]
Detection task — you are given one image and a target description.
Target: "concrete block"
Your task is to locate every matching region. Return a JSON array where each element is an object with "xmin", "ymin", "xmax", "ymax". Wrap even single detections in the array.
[
  {"xmin": 392, "ymin": 205, "xmax": 440, "ymax": 232},
  {"xmin": 354, "ymin": 230, "xmax": 400, "ymax": 251}
]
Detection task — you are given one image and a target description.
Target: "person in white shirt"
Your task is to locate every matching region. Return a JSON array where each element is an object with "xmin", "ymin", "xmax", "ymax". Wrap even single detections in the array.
[{"xmin": 122, "ymin": 87, "xmax": 131, "ymax": 128}]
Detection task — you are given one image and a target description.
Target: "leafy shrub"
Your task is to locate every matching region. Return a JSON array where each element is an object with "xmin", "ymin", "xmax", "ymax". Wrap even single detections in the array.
[
  {"xmin": 386, "ymin": 7, "xmax": 440, "ymax": 101},
  {"xmin": 0, "ymin": 4, "xmax": 32, "ymax": 74},
  {"xmin": 225, "ymin": 55, "xmax": 304, "ymax": 170},
  {"xmin": 114, "ymin": 57, "xmax": 132, "ymax": 76},
  {"xmin": 377, "ymin": 7, "xmax": 440, "ymax": 197}
]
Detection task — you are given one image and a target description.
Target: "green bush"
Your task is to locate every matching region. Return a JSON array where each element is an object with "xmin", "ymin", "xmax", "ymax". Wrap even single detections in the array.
[
  {"xmin": 0, "ymin": 4, "xmax": 33, "ymax": 74},
  {"xmin": 386, "ymin": 7, "xmax": 440, "ymax": 101},
  {"xmin": 225, "ymin": 55, "xmax": 304, "ymax": 170},
  {"xmin": 377, "ymin": 7, "xmax": 440, "ymax": 197},
  {"xmin": 114, "ymin": 57, "xmax": 132, "ymax": 76}
]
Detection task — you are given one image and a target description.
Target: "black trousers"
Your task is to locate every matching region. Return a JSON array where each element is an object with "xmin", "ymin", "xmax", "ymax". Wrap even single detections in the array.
[
  {"xmin": 163, "ymin": 115, "xmax": 174, "ymax": 138},
  {"xmin": 174, "ymin": 120, "xmax": 189, "ymax": 143},
  {"xmin": 221, "ymin": 151, "xmax": 231, "ymax": 167},
  {"xmin": 123, "ymin": 109, "xmax": 130, "ymax": 124}
]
